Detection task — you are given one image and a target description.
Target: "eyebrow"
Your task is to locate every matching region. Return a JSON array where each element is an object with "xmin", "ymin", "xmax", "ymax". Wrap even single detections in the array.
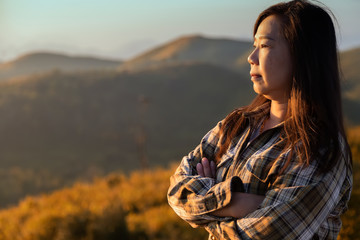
[{"xmin": 254, "ymin": 35, "xmax": 275, "ymax": 41}]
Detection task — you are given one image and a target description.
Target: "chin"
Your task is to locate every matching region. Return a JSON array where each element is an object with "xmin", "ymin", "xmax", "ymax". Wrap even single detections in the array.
[{"xmin": 252, "ymin": 85, "xmax": 263, "ymax": 95}]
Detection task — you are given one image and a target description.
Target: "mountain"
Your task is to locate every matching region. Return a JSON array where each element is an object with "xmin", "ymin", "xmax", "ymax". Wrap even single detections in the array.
[
  {"xmin": 0, "ymin": 52, "xmax": 122, "ymax": 81},
  {"xmin": 0, "ymin": 62, "xmax": 254, "ymax": 207},
  {"xmin": 118, "ymin": 35, "xmax": 252, "ymax": 72},
  {"xmin": 339, "ymin": 47, "xmax": 360, "ymax": 125},
  {"xmin": 0, "ymin": 35, "xmax": 359, "ymax": 208},
  {"xmin": 340, "ymin": 47, "xmax": 360, "ymax": 100}
]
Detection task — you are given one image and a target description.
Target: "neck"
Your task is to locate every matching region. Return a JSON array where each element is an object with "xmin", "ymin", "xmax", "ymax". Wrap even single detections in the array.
[{"xmin": 269, "ymin": 100, "xmax": 288, "ymax": 124}]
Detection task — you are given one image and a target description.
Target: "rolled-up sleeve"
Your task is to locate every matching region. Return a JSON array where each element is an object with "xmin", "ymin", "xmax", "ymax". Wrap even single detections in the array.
[
  {"xmin": 206, "ymin": 155, "xmax": 352, "ymax": 239},
  {"xmin": 167, "ymin": 121, "xmax": 243, "ymax": 227}
]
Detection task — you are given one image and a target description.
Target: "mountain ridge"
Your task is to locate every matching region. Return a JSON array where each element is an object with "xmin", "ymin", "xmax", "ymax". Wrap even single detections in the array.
[
  {"xmin": 0, "ymin": 34, "xmax": 359, "ymax": 207},
  {"xmin": 118, "ymin": 34, "xmax": 252, "ymax": 72},
  {"xmin": 0, "ymin": 52, "xmax": 123, "ymax": 81},
  {"xmin": 1, "ymin": 35, "xmax": 359, "ymax": 84}
]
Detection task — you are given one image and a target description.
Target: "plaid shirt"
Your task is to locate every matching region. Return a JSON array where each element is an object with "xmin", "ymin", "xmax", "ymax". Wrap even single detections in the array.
[{"xmin": 167, "ymin": 102, "xmax": 353, "ymax": 240}]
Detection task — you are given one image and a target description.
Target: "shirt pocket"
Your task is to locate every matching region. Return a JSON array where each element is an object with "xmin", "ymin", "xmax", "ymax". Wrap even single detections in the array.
[{"xmin": 241, "ymin": 154, "xmax": 279, "ymax": 194}]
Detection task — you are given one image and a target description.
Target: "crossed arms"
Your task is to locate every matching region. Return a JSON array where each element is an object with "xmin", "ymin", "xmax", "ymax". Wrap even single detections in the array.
[{"xmin": 167, "ymin": 122, "xmax": 351, "ymax": 239}]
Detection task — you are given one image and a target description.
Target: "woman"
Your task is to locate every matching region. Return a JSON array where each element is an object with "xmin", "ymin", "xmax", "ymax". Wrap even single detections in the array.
[{"xmin": 167, "ymin": 0, "xmax": 353, "ymax": 239}]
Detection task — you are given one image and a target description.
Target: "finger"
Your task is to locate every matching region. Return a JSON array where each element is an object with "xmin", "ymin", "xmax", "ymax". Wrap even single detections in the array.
[
  {"xmin": 210, "ymin": 160, "xmax": 216, "ymax": 177},
  {"xmin": 196, "ymin": 163, "xmax": 205, "ymax": 177},
  {"xmin": 202, "ymin": 158, "xmax": 212, "ymax": 178}
]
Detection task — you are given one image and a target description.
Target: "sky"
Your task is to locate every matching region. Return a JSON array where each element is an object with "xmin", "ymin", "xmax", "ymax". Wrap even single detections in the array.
[{"xmin": 1, "ymin": 0, "xmax": 360, "ymax": 62}]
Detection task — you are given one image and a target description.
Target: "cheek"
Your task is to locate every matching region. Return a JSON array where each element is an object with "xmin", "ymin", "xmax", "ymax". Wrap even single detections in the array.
[
  {"xmin": 280, "ymin": 55, "xmax": 293, "ymax": 83},
  {"xmin": 278, "ymin": 49, "xmax": 293, "ymax": 78},
  {"xmin": 260, "ymin": 53, "xmax": 276, "ymax": 78},
  {"xmin": 262, "ymin": 53, "xmax": 292, "ymax": 87}
]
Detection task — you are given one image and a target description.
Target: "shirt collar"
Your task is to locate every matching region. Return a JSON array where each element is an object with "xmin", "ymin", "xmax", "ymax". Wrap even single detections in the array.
[{"xmin": 243, "ymin": 100, "xmax": 285, "ymax": 130}]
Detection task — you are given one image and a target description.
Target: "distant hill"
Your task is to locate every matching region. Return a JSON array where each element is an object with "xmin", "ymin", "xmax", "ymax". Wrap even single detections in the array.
[
  {"xmin": 0, "ymin": 52, "xmax": 122, "ymax": 81},
  {"xmin": 0, "ymin": 63, "xmax": 254, "ymax": 207},
  {"xmin": 340, "ymin": 47, "xmax": 360, "ymax": 125},
  {"xmin": 340, "ymin": 47, "xmax": 360, "ymax": 100},
  {"xmin": 118, "ymin": 35, "xmax": 252, "ymax": 72},
  {"xmin": 0, "ymin": 35, "xmax": 359, "ymax": 208}
]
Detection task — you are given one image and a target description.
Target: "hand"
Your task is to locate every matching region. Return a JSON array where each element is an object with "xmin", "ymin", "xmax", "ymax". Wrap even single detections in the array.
[{"xmin": 196, "ymin": 157, "xmax": 216, "ymax": 178}]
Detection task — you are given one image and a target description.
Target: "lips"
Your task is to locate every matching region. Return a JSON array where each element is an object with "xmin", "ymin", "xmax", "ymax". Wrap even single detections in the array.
[{"xmin": 250, "ymin": 72, "xmax": 262, "ymax": 79}]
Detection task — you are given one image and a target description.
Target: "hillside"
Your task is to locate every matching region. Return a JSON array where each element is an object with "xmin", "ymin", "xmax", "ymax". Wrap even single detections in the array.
[
  {"xmin": 0, "ymin": 63, "xmax": 253, "ymax": 207},
  {"xmin": 0, "ymin": 35, "xmax": 359, "ymax": 208},
  {"xmin": 0, "ymin": 52, "xmax": 122, "ymax": 81},
  {"xmin": 341, "ymin": 47, "xmax": 360, "ymax": 101},
  {"xmin": 0, "ymin": 166, "xmax": 208, "ymax": 240},
  {"xmin": 118, "ymin": 35, "xmax": 252, "ymax": 72},
  {"xmin": 0, "ymin": 135, "xmax": 359, "ymax": 240},
  {"xmin": 0, "ymin": 63, "xmax": 252, "ymax": 172},
  {"xmin": 340, "ymin": 47, "xmax": 360, "ymax": 125}
]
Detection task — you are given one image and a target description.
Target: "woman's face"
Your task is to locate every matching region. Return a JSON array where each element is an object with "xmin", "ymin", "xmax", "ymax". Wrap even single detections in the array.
[{"xmin": 248, "ymin": 15, "xmax": 293, "ymax": 102}]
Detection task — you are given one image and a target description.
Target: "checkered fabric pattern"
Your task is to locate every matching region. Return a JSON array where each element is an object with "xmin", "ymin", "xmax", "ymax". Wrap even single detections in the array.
[{"xmin": 167, "ymin": 102, "xmax": 353, "ymax": 240}]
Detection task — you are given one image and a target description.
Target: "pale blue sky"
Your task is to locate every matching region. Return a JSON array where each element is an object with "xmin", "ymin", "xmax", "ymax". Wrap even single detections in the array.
[{"xmin": 1, "ymin": 0, "xmax": 359, "ymax": 62}]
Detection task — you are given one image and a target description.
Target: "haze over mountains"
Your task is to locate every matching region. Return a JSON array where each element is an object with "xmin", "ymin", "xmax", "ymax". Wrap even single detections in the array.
[
  {"xmin": 118, "ymin": 35, "xmax": 252, "ymax": 72},
  {"xmin": 0, "ymin": 35, "xmax": 252, "ymax": 82},
  {"xmin": 0, "ymin": 34, "xmax": 359, "ymax": 207},
  {"xmin": 0, "ymin": 52, "xmax": 122, "ymax": 81}
]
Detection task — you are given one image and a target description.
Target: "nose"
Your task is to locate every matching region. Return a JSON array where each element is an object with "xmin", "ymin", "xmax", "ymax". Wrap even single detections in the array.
[{"xmin": 247, "ymin": 48, "xmax": 259, "ymax": 65}]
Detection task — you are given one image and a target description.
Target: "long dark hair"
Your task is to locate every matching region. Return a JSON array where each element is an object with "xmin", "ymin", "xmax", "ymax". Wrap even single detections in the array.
[{"xmin": 215, "ymin": 0, "xmax": 352, "ymax": 174}]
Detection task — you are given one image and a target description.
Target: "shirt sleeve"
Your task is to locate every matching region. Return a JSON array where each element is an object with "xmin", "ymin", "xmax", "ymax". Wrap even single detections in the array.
[
  {"xmin": 167, "ymin": 121, "xmax": 243, "ymax": 228},
  {"xmin": 205, "ymin": 154, "xmax": 352, "ymax": 240}
]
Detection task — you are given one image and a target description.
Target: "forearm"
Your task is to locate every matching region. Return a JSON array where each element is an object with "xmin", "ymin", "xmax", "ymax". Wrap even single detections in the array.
[
  {"xmin": 206, "ymin": 157, "xmax": 350, "ymax": 240},
  {"xmin": 197, "ymin": 158, "xmax": 265, "ymax": 219},
  {"xmin": 210, "ymin": 192, "xmax": 265, "ymax": 218}
]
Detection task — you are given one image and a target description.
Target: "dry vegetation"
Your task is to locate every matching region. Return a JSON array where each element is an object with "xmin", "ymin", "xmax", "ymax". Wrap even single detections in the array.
[
  {"xmin": 0, "ymin": 127, "xmax": 358, "ymax": 239},
  {"xmin": 339, "ymin": 127, "xmax": 360, "ymax": 239},
  {"xmin": 0, "ymin": 166, "xmax": 208, "ymax": 240}
]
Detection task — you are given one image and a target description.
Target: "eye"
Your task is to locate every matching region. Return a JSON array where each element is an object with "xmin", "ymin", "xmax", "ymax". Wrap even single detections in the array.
[{"xmin": 260, "ymin": 44, "xmax": 269, "ymax": 48}]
